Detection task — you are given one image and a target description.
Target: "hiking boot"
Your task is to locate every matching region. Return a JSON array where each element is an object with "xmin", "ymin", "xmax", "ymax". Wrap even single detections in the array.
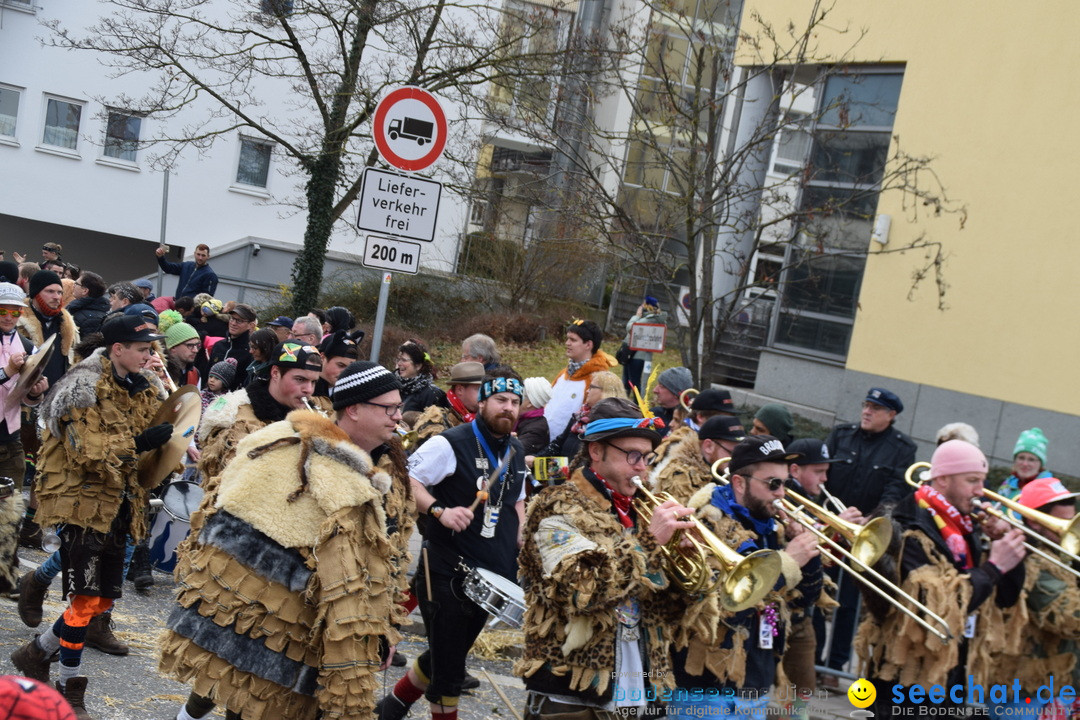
[
  {"xmin": 375, "ymin": 693, "xmax": 411, "ymax": 720},
  {"xmin": 85, "ymin": 611, "xmax": 129, "ymax": 656},
  {"xmin": 391, "ymin": 650, "xmax": 407, "ymax": 667},
  {"xmin": 18, "ymin": 518, "xmax": 42, "ymax": 549},
  {"xmin": 17, "ymin": 570, "xmax": 50, "ymax": 628},
  {"xmin": 10, "ymin": 635, "xmax": 51, "ymax": 683},
  {"xmin": 127, "ymin": 544, "xmax": 154, "ymax": 594},
  {"xmin": 56, "ymin": 676, "xmax": 92, "ymax": 720},
  {"xmin": 461, "ymin": 671, "xmax": 480, "ymax": 690}
]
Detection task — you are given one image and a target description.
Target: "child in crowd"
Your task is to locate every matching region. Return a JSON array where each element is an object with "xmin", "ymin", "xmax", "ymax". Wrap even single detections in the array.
[{"xmin": 200, "ymin": 358, "xmax": 237, "ymax": 412}]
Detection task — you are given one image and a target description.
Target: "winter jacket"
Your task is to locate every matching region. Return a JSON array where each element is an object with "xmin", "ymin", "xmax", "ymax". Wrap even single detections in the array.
[
  {"xmin": 66, "ymin": 295, "xmax": 110, "ymax": 336},
  {"xmin": 824, "ymin": 422, "xmax": 917, "ymax": 513},
  {"xmin": 157, "ymin": 256, "xmax": 219, "ymax": 298}
]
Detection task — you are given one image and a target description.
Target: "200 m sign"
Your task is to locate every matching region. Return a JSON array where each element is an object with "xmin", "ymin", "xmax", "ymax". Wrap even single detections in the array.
[{"xmin": 362, "ymin": 235, "xmax": 422, "ymax": 275}]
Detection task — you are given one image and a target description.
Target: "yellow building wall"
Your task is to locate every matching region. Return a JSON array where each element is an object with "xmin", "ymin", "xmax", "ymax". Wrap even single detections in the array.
[{"xmin": 738, "ymin": 1, "xmax": 1080, "ymax": 414}]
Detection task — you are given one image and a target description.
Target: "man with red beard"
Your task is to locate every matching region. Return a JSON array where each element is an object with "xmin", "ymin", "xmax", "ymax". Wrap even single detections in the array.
[{"xmin": 376, "ymin": 368, "xmax": 528, "ymax": 720}]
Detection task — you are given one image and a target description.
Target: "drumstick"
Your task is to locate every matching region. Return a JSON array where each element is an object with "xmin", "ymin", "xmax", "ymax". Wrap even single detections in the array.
[
  {"xmin": 480, "ymin": 668, "xmax": 523, "ymax": 720},
  {"xmin": 422, "ymin": 547, "xmax": 433, "ymax": 601},
  {"xmin": 467, "ymin": 447, "xmax": 517, "ymax": 512}
]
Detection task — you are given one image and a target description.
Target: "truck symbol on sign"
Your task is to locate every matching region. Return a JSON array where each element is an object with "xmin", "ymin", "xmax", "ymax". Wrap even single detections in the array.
[{"xmin": 388, "ymin": 116, "xmax": 433, "ymax": 146}]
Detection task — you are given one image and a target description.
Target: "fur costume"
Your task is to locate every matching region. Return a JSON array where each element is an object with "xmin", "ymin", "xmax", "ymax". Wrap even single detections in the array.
[
  {"xmin": 854, "ymin": 529, "xmax": 1026, "ymax": 687},
  {"xmin": 675, "ymin": 482, "xmax": 810, "ymax": 690},
  {"xmin": 0, "ymin": 490, "xmax": 23, "ymax": 593},
  {"xmin": 650, "ymin": 425, "xmax": 709, "ymax": 504},
  {"xmin": 34, "ymin": 348, "xmax": 168, "ymax": 541},
  {"xmin": 994, "ymin": 554, "xmax": 1080, "ymax": 693},
  {"xmin": 197, "ymin": 379, "xmax": 291, "ymax": 481},
  {"xmin": 515, "ymin": 469, "xmax": 718, "ymax": 705},
  {"xmin": 16, "ymin": 303, "xmax": 79, "ymax": 366},
  {"xmin": 411, "ymin": 404, "xmax": 462, "ymax": 448},
  {"xmin": 374, "ymin": 438, "xmax": 415, "ymax": 624},
  {"xmin": 159, "ymin": 410, "xmax": 399, "ymax": 720}
]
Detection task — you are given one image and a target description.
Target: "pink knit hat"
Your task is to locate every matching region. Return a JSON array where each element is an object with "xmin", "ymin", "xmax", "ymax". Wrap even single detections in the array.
[{"xmin": 930, "ymin": 439, "xmax": 988, "ymax": 479}]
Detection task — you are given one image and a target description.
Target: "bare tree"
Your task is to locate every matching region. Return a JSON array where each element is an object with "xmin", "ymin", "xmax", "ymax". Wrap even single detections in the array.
[
  {"xmin": 45, "ymin": 0, "xmax": 571, "ymax": 314},
  {"xmin": 478, "ymin": 0, "xmax": 965, "ymax": 384}
]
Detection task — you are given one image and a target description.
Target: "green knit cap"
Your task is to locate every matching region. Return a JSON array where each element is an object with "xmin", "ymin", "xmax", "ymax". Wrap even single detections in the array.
[
  {"xmin": 164, "ymin": 320, "xmax": 200, "ymax": 349},
  {"xmin": 1013, "ymin": 427, "xmax": 1048, "ymax": 466},
  {"xmin": 755, "ymin": 403, "xmax": 794, "ymax": 446}
]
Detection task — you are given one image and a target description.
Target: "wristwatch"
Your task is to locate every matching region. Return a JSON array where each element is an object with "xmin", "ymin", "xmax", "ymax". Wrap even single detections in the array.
[{"xmin": 428, "ymin": 504, "xmax": 446, "ymax": 519}]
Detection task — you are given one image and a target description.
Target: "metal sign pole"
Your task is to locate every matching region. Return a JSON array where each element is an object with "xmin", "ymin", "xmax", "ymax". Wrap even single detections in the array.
[
  {"xmin": 369, "ymin": 272, "xmax": 392, "ymax": 362},
  {"xmin": 156, "ymin": 169, "xmax": 169, "ymax": 296}
]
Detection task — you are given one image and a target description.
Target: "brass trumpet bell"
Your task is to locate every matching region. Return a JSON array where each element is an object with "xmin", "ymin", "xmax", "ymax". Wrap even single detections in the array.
[
  {"xmin": 783, "ymin": 487, "xmax": 893, "ymax": 568},
  {"xmin": 679, "ymin": 388, "xmax": 699, "ymax": 414}
]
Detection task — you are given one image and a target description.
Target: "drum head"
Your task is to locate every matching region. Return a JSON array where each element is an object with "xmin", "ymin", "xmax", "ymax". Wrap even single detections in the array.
[
  {"xmin": 137, "ymin": 385, "xmax": 202, "ymax": 489},
  {"xmin": 474, "ymin": 568, "xmax": 523, "ymax": 598},
  {"xmin": 161, "ymin": 481, "xmax": 204, "ymax": 521}
]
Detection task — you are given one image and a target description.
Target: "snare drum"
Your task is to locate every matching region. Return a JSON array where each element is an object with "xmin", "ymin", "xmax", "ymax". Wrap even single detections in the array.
[
  {"xmin": 462, "ymin": 567, "xmax": 525, "ymax": 628},
  {"xmin": 148, "ymin": 480, "xmax": 204, "ymax": 572}
]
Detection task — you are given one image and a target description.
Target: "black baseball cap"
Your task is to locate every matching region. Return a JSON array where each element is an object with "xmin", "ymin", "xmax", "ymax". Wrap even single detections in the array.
[
  {"xmin": 786, "ymin": 438, "xmax": 841, "ymax": 466},
  {"xmin": 728, "ymin": 435, "xmax": 802, "ymax": 474},
  {"xmin": 101, "ymin": 315, "xmax": 165, "ymax": 345},
  {"xmin": 698, "ymin": 415, "xmax": 746, "ymax": 443},
  {"xmin": 270, "ymin": 341, "xmax": 323, "ymax": 371},
  {"xmin": 692, "ymin": 388, "xmax": 735, "ymax": 413}
]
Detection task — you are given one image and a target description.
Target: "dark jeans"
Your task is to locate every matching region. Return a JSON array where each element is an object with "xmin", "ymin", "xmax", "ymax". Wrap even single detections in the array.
[
  {"xmin": 814, "ymin": 563, "xmax": 860, "ymax": 670},
  {"xmin": 415, "ymin": 559, "xmax": 490, "ymax": 703},
  {"xmin": 622, "ymin": 358, "xmax": 645, "ymax": 396}
]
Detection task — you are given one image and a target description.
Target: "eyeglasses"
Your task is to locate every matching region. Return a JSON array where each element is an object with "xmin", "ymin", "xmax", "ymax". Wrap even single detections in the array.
[
  {"xmin": 0, "ymin": 308, "xmax": 22, "ymax": 317},
  {"xmin": 362, "ymin": 400, "xmax": 405, "ymax": 417},
  {"xmin": 180, "ymin": 341, "xmax": 201, "ymax": 350},
  {"xmin": 605, "ymin": 442, "xmax": 656, "ymax": 467},
  {"xmin": 745, "ymin": 475, "xmax": 788, "ymax": 492}
]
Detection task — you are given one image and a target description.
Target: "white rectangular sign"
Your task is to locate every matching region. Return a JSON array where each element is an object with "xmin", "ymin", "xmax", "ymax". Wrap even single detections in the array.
[
  {"xmin": 357, "ymin": 167, "xmax": 442, "ymax": 242},
  {"xmin": 362, "ymin": 235, "xmax": 422, "ymax": 275},
  {"xmin": 629, "ymin": 322, "xmax": 667, "ymax": 353}
]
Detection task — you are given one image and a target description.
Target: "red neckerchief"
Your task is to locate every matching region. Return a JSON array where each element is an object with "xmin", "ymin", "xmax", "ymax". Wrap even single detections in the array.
[
  {"xmin": 446, "ymin": 389, "xmax": 475, "ymax": 423},
  {"xmin": 33, "ymin": 295, "xmax": 62, "ymax": 317},
  {"xmin": 570, "ymin": 404, "xmax": 592, "ymax": 435},
  {"xmin": 915, "ymin": 484, "xmax": 974, "ymax": 568},
  {"xmin": 594, "ymin": 469, "xmax": 634, "ymax": 528}
]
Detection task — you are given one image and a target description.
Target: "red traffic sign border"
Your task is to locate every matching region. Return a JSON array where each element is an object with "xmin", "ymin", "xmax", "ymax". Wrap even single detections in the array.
[{"xmin": 373, "ymin": 87, "xmax": 448, "ymax": 172}]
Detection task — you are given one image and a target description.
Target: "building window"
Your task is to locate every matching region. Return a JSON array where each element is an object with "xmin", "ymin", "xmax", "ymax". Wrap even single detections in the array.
[
  {"xmin": 0, "ymin": 86, "xmax": 19, "ymax": 138},
  {"xmin": 103, "ymin": 111, "xmax": 142, "ymax": 162},
  {"xmin": 770, "ymin": 69, "xmax": 904, "ymax": 360},
  {"xmin": 42, "ymin": 97, "xmax": 83, "ymax": 150},
  {"xmin": 236, "ymin": 137, "xmax": 273, "ymax": 187},
  {"xmin": 771, "ymin": 111, "xmax": 811, "ymax": 176}
]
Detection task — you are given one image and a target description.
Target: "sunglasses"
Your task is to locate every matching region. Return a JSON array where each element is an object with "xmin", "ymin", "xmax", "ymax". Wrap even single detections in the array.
[
  {"xmin": 0, "ymin": 308, "xmax": 23, "ymax": 318},
  {"xmin": 745, "ymin": 475, "xmax": 787, "ymax": 492}
]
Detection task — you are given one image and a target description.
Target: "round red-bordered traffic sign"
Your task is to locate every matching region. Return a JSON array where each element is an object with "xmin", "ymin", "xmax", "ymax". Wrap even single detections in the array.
[{"xmin": 372, "ymin": 87, "xmax": 448, "ymax": 172}]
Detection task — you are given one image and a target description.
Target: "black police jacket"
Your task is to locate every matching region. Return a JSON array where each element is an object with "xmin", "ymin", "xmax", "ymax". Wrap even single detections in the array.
[{"xmin": 824, "ymin": 422, "xmax": 917, "ymax": 513}]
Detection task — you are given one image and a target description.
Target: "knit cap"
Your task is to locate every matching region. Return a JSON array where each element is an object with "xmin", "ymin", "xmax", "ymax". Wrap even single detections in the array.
[
  {"xmin": 164, "ymin": 320, "xmax": 200, "ymax": 349},
  {"xmin": 209, "ymin": 358, "xmax": 238, "ymax": 386},
  {"xmin": 332, "ymin": 361, "xmax": 403, "ymax": 411},
  {"xmin": 1013, "ymin": 427, "xmax": 1048, "ymax": 466},
  {"xmin": 523, "ymin": 377, "xmax": 552, "ymax": 408},
  {"xmin": 28, "ymin": 270, "xmax": 62, "ymax": 299},
  {"xmin": 754, "ymin": 403, "xmax": 794, "ymax": 446},
  {"xmin": 930, "ymin": 439, "xmax": 988, "ymax": 479},
  {"xmin": 658, "ymin": 366, "xmax": 692, "ymax": 396}
]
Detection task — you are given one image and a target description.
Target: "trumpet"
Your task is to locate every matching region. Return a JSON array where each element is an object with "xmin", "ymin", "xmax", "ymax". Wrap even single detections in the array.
[
  {"xmin": 678, "ymin": 388, "xmax": 699, "ymax": 414},
  {"xmin": 396, "ymin": 424, "xmax": 418, "ymax": 451},
  {"xmin": 711, "ymin": 458, "xmax": 954, "ymax": 643},
  {"xmin": 905, "ymin": 461, "xmax": 1080, "ymax": 580},
  {"xmin": 631, "ymin": 476, "xmax": 782, "ymax": 612}
]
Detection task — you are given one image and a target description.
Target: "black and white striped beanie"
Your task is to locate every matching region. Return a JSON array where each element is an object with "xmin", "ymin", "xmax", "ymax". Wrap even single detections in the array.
[{"xmin": 332, "ymin": 361, "xmax": 403, "ymax": 410}]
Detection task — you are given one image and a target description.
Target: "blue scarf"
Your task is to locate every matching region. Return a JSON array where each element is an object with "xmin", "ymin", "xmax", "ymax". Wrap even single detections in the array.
[{"xmin": 711, "ymin": 483, "xmax": 775, "ymax": 552}]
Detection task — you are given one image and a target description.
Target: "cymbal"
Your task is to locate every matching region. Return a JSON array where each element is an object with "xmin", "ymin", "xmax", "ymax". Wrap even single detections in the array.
[
  {"xmin": 5, "ymin": 333, "xmax": 57, "ymax": 409},
  {"xmin": 137, "ymin": 384, "xmax": 202, "ymax": 489}
]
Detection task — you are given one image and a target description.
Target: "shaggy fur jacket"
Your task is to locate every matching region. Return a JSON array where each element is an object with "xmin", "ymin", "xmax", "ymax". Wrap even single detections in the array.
[
  {"xmin": 650, "ymin": 426, "xmax": 709, "ymax": 504},
  {"xmin": 411, "ymin": 403, "xmax": 463, "ymax": 448},
  {"xmin": 34, "ymin": 348, "xmax": 167, "ymax": 540},
  {"xmin": 515, "ymin": 468, "xmax": 718, "ymax": 705},
  {"xmin": 16, "ymin": 303, "xmax": 79, "ymax": 366},
  {"xmin": 159, "ymin": 411, "xmax": 402, "ymax": 720}
]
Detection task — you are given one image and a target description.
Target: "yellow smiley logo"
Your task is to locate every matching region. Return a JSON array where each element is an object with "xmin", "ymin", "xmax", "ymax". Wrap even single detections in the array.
[{"xmin": 848, "ymin": 677, "xmax": 876, "ymax": 708}]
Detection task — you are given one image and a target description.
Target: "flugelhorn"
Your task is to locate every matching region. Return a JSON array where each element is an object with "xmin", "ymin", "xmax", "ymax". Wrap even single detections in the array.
[
  {"xmin": 905, "ymin": 461, "xmax": 1080, "ymax": 579},
  {"xmin": 630, "ymin": 476, "xmax": 781, "ymax": 611},
  {"xmin": 712, "ymin": 458, "xmax": 954, "ymax": 642},
  {"xmin": 678, "ymin": 388, "xmax": 699, "ymax": 414}
]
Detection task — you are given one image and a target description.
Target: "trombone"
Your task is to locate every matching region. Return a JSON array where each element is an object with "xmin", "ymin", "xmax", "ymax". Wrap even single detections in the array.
[
  {"xmin": 630, "ymin": 476, "xmax": 782, "ymax": 612},
  {"xmin": 678, "ymin": 388, "xmax": 699, "ymax": 414},
  {"xmin": 711, "ymin": 459, "xmax": 954, "ymax": 643},
  {"xmin": 905, "ymin": 461, "xmax": 1080, "ymax": 580}
]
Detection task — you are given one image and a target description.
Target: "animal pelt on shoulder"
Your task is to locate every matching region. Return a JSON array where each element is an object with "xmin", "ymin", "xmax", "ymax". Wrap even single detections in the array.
[
  {"xmin": 650, "ymin": 426, "xmax": 708, "ymax": 503},
  {"xmin": 199, "ymin": 380, "xmax": 288, "ymax": 440},
  {"xmin": 16, "ymin": 304, "xmax": 79, "ymax": 364},
  {"xmin": 213, "ymin": 409, "xmax": 390, "ymax": 548},
  {"xmin": 39, "ymin": 347, "xmax": 167, "ymax": 438}
]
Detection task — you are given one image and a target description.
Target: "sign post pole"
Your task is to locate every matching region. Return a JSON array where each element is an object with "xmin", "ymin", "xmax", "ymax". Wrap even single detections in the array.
[{"xmin": 369, "ymin": 272, "xmax": 393, "ymax": 362}]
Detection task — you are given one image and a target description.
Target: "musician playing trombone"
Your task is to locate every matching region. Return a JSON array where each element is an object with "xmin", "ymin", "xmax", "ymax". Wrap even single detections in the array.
[
  {"xmin": 516, "ymin": 398, "xmax": 712, "ymax": 720},
  {"xmin": 856, "ymin": 440, "xmax": 1026, "ymax": 715},
  {"xmin": 668, "ymin": 435, "xmax": 822, "ymax": 719}
]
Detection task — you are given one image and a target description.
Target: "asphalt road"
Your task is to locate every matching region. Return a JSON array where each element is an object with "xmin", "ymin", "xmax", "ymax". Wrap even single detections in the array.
[{"xmin": 0, "ymin": 546, "xmax": 528, "ymax": 720}]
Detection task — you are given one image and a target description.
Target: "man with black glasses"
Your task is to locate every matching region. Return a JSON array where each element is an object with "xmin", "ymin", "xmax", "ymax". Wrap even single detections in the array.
[{"xmin": 376, "ymin": 368, "xmax": 529, "ymax": 720}]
